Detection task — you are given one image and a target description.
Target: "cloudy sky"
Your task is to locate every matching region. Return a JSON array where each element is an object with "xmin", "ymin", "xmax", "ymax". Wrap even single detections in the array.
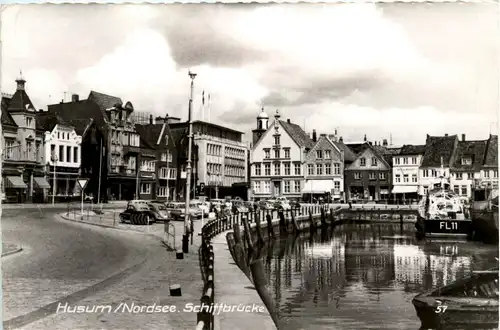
[{"xmin": 2, "ymin": 3, "xmax": 499, "ymax": 145}]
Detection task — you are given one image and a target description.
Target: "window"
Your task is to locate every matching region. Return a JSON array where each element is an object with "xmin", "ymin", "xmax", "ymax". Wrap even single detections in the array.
[
  {"xmin": 454, "ymin": 186, "xmax": 460, "ymax": 194},
  {"xmin": 165, "ymin": 135, "xmax": 169, "ymax": 145},
  {"xmin": 255, "ymin": 164, "xmax": 261, "ymax": 176},
  {"xmin": 264, "ymin": 163, "xmax": 271, "ymax": 176},
  {"xmin": 73, "ymin": 147, "xmax": 79, "ymax": 164},
  {"xmin": 412, "ymin": 157, "xmax": 417, "ymax": 165},
  {"xmin": 66, "ymin": 146, "xmax": 72, "ymax": 163},
  {"xmin": 325, "ymin": 164, "xmax": 332, "ymax": 175},
  {"xmin": 467, "ymin": 172, "xmax": 473, "ymax": 180},
  {"xmin": 254, "ymin": 181, "xmax": 261, "ymax": 193},
  {"xmin": 395, "ymin": 174, "xmax": 401, "ymax": 183},
  {"xmin": 264, "ymin": 149, "xmax": 270, "ymax": 159},
  {"xmin": 461, "ymin": 157, "xmax": 472, "ymax": 165},
  {"xmin": 130, "ymin": 134, "xmax": 140, "ymax": 147},
  {"xmin": 456, "ymin": 173, "xmax": 463, "ymax": 180},
  {"xmin": 494, "ymin": 170, "xmax": 498, "ymax": 178},
  {"xmin": 167, "ymin": 151, "xmax": 172, "ymax": 162},
  {"xmin": 325, "ymin": 150, "xmax": 331, "ymax": 159},
  {"xmin": 394, "ymin": 158, "xmax": 400, "ymax": 165},
  {"xmin": 284, "ymin": 181, "xmax": 290, "ymax": 193},
  {"xmin": 274, "ymin": 149, "xmax": 280, "ymax": 159},
  {"xmin": 26, "ymin": 117, "xmax": 33, "ymax": 127},
  {"xmin": 274, "ymin": 163, "xmax": 280, "ymax": 176},
  {"xmin": 316, "ymin": 164, "xmax": 323, "ymax": 175},
  {"xmin": 127, "ymin": 156, "xmax": 136, "ymax": 171},
  {"xmin": 403, "ymin": 157, "xmax": 408, "ymax": 165},
  {"xmin": 140, "ymin": 183, "xmax": 151, "ymax": 194},
  {"xmin": 284, "ymin": 163, "xmax": 291, "ymax": 175},
  {"xmin": 161, "ymin": 153, "xmax": 167, "ymax": 161},
  {"xmin": 141, "ymin": 160, "xmax": 155, "ymax": 172},
  {"xmin": 334, "ymin": 181, "xmax": 340, "ymax": 192},
  {"xmin": 461, "ymin": 185, "xmax": 468, "ymax": 196},
  {"xmin": 379, "ymin": 172, "xmax": 386, "ymax": 180},
  {"xmin": 371, "ymin": 157, "xmax": 378, "ymax": 166},
  {"xmin": 59, "ymin": 145, "xmax": 64, "ymax": 162},
  {"xmin": 294, "ymin": 180, "xmax": 300, "ymax": 192},
  {"xmin": 308, "ymin": 164, "xmax": 314, "ymax": 175},
  {"xmin": 334, "ymin": 163, "xmax": 340, "ymax": 175},
  {"xmin": 403, "ymin": 174, "xmax": 409, "ymax": 182},
  {"xmin": 294, "ymin": 163, "xmax": 301, "ymax": 175},
  {"xmin": 316, "ymin": 150, "xmax": 323, "ymax": 159},
  {"xmin": 423, "ymin": 169, "xmax": 429, "ymax": 178},
  {"xmin": 264, "ymin": 181, "xmax": 271, "ymax": 193},
  {"xmin": 354, "ymin": 172, "xmax": 362, "ymax": 179},
  {"xmin": 284, "ymin": 148, "xmax": 290, "ymax": 159},
  {"xmin": 50, "ymin": 144, "xmax": 56, "ymax": 159},
  {"xmin": 423, "ymin": 186, "xmax": 429, "ymax": 195},
  {"xmin": 484, "ymin": 170, "xmax": 490, "ymax": 178},
  {"xmin": 411, "ymin": 174, "xmax": 417, "ymax": 183},
  {"xmin": 369, "ymin": 172, "xmax": 376, "ymax": 180},
  {"xmin": 160, "ymin": 167, "xmax": 168, "ymax": 178},
  {"xmin": 360, "ymin": 157, "xmax": 366, "ymax": 166},
  {"xmin": 274, "ymin": 136, "xmax": 280, "ymax": 145}
]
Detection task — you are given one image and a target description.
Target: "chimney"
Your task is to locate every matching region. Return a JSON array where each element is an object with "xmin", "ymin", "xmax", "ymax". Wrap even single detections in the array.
[
  {"xmin": 462, "ymin": 134, "xmax": 466, "ymax": 141},
  {"xmin": 312, "ymin": 129, "xmax": 317, "ymax": 142},
  {"xmin": 339, "ymin": 136, "xmax": 343, "ymax": 143},
  {"xmin": 71, "ymin": 94, "xmax": 79, "ymax": 102},
  {"xmin": 287, "ymin": 118, "xmax": 291, "ymax": 123},
  {"xmin": 382, "ymin": 139, "xmax": 388, "ymax": 147},
  {"xmin": 445, "ymin": 133, "xmax": 448, "ymax": 137},
  {"xmin": 364, "ymin": 134, "xmax": 367, "ymax": 142},
  {"xmin": 149, "ymin": 114, "xmax": 153, "ymax": 125}
]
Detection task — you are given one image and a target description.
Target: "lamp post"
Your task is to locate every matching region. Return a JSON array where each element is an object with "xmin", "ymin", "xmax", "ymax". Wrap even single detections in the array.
[
  {"xmin": 183, "ymin": 71, "xmax": 196, "ymax": 254},
  {"xmin": 51, "ymin": 152, "xmax": 58, "ymax": 205}
]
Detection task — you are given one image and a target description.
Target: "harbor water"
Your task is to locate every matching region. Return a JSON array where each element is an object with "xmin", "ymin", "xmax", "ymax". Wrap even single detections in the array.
[{"xmin": 263, "ymin": 222, "xmax": 498, "ymax": 330}]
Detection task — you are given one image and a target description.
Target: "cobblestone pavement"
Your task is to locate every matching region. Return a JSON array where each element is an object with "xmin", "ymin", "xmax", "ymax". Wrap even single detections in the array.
[{"xmin": 18, "ymin": 220, "xmax": 204, "ymax": 330}]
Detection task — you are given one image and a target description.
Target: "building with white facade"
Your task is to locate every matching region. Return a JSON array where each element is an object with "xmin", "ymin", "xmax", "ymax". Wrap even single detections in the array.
[
  {"xmin": 391, "ymin": 144, "xmax": 425, "ymax": 202},
  {"xmin": 479, "ymin": 134, "xmax": 498, "ymax": 189},
  {"xmin": 37, "ymin": 112, "xmax": 83, "ymax": 199},
  {"xmin": 250, "ymin": 109, "xmax": 313, "ymax": 200}
]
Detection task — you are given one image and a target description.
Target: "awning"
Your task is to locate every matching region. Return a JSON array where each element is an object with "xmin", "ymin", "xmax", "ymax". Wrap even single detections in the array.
[
  {"xmin": 392, "ymin": 186, "xmax": 418, "ymax": 194},
  {"xmin": 33, "ymin": 177, "xmax": 51, "ymax": 189},
  {"xmin": 5, "ymin": 176, "xmax": 27, "ymax": 189},
  {"xmin": 302, "ymin": 180, "xmax": 335, "ymax": 194}
]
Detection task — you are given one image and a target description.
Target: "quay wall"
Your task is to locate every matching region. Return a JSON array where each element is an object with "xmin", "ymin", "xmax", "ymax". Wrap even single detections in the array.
[{"xmin": 195, "ymin": 204, "xmax": 418, "ymax": 330}]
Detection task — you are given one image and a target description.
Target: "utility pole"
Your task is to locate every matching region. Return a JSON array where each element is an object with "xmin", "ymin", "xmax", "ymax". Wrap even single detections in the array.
[
  {"xmin": 183, "ymin": 71, "xmax": 196, "ymax": 253},
  {"xmin": 52, "ymin": 153, "xmax": 58, "ymax": 205},
  {"xmin": 97, "ymin": 138, "xmax": 103, "ymax": 205}
]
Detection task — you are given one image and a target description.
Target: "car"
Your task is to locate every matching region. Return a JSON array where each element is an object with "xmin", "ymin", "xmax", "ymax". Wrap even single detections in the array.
[
  {"xmin": 169, "ymin": 202, "xmax": 202, "ymax": 221},
  {"xmin": 191, "ymin": 200, "xmax": 210, "ymax": 216},
  {"xmin": 232, "ymin": 200, "xmax": 249, "ymax": 214},
  {"xmin": 258, "ymin": 200, "xmax": 275, "ymax": 210},
  {"xmin": 274, "ymin": 197, "xmax": 291, "ymax": 210},
  {"xmin": 289, "ymin": 200, "xmax": 301, "ymax": 209},
  {"xmin": 147, "ymin": 202, "xmax": 170, "ymax": 222},
  {"xmin": 119, "ymin": 200, "xmax": 155, "ymax": 225}
]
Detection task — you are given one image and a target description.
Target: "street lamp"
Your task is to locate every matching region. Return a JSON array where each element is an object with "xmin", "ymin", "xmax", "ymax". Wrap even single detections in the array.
[
  {"xmin": 51, "ymin": 151, "xmax": 58, "ymax": 205},
  {"xmin": 183, "ymin": 70, "xmax": 196, "ymax": 254}
]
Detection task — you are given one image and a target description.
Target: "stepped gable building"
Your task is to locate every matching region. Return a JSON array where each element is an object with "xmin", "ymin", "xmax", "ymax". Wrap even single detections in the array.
[
  {"xmin": 449, "ymin": 134, "xmax": 488, "ymax": 198},
  {"xmin": 419, "ymin": 134, "xmax": 459, "ymax": 196},
  {"xmin": 135, "ymin": 114, "xmax": 178, "ymax": 201},
  {"xmin": 391, "ymin": 144, "xmax": 426, "ymax": 202},
  {"xmin": 1, "ymin": 74, "xmax": 48, "ymax": 203},
  {"xmin": 250, "ymin": 109, "xmax": 313, "ymax": 200},
  {"xmin": 480, "ymin": 134, "xmax": 498, "ymax": 189},
  {"xmin": 344, "ymin": 137, "xmax": 392, "ymax": 202},
  {"xmin": 35, "ymin": 111, "xmax": 84, "ymax": 202},
  {"xmin": 48, "ymin": 91, "xmax": 144, "ymax": 201},
  {"xmin": 302, "ymin": 130, "xmax": 345, "ymax": 201}
]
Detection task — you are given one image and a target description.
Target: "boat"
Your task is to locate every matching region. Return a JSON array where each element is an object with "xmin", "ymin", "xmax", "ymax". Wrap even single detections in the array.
[
  {"xmin": 471, "ymin": 180, "xmax": 499, "ymax": 244},
  {"xmin": 412, "ymin": 269, "xmax": 499, "ymax": 330},
  {"xmin": 416, "ymin": 161, "xmax": 473, "ymax": 239}
]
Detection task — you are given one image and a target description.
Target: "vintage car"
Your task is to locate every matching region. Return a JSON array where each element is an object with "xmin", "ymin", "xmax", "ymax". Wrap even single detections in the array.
[
  {"xmin": 232, "ymin": 200, "xmax": 249, "ymax": 214},
  {"xmin": 119, "ymin": 200, "xmax": 155, "ymax": 225},
  {"xmin": 169, "ymin": 202, "xmax": 203, "ymax": 221},
  {"xmin": 191, "ymin": 199, "xmax": 210, "ymax": 215},
  {"xmin": 147, "ymin": 201, "xmax": 170, "ymax": 222},
  {"xmin": 258, "ymin": 200, "xmax": 275, "ymax": 210},
  {"xmin": 274, "ymin": 197, "xmax": 291, "ymax": 210}
]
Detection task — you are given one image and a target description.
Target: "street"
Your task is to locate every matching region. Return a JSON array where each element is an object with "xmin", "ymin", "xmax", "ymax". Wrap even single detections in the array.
[{"xmin": 2, "ymin": 207, "xmax": 202, "ymax": 330}]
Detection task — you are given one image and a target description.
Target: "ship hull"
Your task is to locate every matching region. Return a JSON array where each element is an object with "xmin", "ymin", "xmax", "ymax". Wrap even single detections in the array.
[
  {"xmin": 416, "ymin": 216, "xmax": 473, "ymax": 239},
  {"xmin": 472, "ymin": 210, "xmax": 499, "ymax": 244}
]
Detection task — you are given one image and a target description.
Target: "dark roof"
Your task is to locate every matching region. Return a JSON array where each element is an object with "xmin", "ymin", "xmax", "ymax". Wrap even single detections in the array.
[
  {"xmin": 451, "ymin": 140, "xmax": 488, "ymax": 171},
  {"xmin": 334, "ymin": 141, "xmax": 356, "ymax": 162},
  {"xmin": 64, "ymin": 118, "xmax": 94, "ymax": 136},
  {"xmin": 1, "ymin": 96, "xmax": 17, "ymax": 127},
  {"xmin": 399, "ymin": 144, "xmax": 426, "ymax": 155},
  {"xmin": 278, "ymin": 120, "xmax": 314, "ymax": 149},
  {"xmin": 88, "ymin": 91, "xmax": 122, "ymax": 112},
  {"xmin": 421, "ymin": 135, "xmax": 458, "ymax": 167},
  {"xmin": 135, "ymin": 124, "xmax": 160, "ymax": 150},
  {"xmin": 345, "ymin": 142, "xmax": 368, "ymax": 155},
  {"xmin": 48, "ymin": 98, "xmax": 106, "ymax": 131},
  {"xmin": 35, "ymin": 111, "xmax": 73, "ymax": 132},
  {"xmin": 373, "ymin": 145, "xmax": 397, "ymax": 166},
  {"xmin": 7, "ymin": 89, "xmax": 35, "ymax": 112},
  {"xmin": 483, "ymin": 135, "xmax": 498, "ymax": 167}
]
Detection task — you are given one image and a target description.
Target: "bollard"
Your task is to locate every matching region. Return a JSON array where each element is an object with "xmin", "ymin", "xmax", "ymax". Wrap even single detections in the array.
[
  {"xmin": 242, "ymin": 216, "xmax": 254, "ymax": 252},
  {"xmin": 169, "ymin": 284, "xmax": 182, "ymax": 296},
  {"xmin": 254, "ymin": 212, "xmax": 265, "ymax": 245},
  {"xmin": 291, "ymin": 209, "xmax": 300, "ymax": 232},
  {"xmin": 266, "ymin": 213, "xmax": 275, "ymax": 238},
  {"xmin": 320, "ymin": 208, "xmax": 326, "ymax": 227},
  {"xmin": 176, "ymin": 250, "xmax": 184, "ymax": 260},
  {"xmin": 278, "ymin": 211, "xmax": 286, "ymax": 233},
  {"xmin": 233, "ymin": 222, "xmax": 243, "ymax": 246},
  {"xmin": 309, "ymin": 210, "xmax": 316, "ymax": 231}
]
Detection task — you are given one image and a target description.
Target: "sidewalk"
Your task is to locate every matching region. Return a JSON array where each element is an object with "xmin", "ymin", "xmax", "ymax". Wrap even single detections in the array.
[{"xmin": 2, "ymin": 242, "xmax": 23, "ymax": 258}]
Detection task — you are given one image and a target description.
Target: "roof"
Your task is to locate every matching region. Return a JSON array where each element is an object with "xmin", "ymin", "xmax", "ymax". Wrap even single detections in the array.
[
  {"xmin": 483, "ymin": 135, "xmax": 498, "ymax": 167},
  {"xmin": 399, "ymin": 144, "xmax": 426, "ymax": 155},
  {"xmin": 88, "ymin": 90, "xmax": 122, "ymax": 111},
  {"xmin": 334, "ymin": 141, "xmax": 356, "ymax": 162},
  {"xmin": 135, "ymin": 124, "xmax": 160, "ymax": 150},
  {"xmin": 278, "ymin": 120, "xmax": 314, "ymax": 149},
  {"xmin": 345, "ymin": 142, "xmax": 368, "ymax": 155},
  {"xmin": 373, "ymin": 144, "xmax": 397, "ymax": 166},
  {"xmin": 48, "ymin": 97, "xmax": 106, "ymax": 131},
  {"xmin": 64, "ymin": 118, "xmax": 94, "ymax": 136},
  {"xmin": 451, "ymin": 140, "xmax": 488, "ymax": 171},
  {"xmin": 35, "ymin": 111, "xmax": 74, "ymax": 132},
  {"xmin": 1, "ymin": 96, "xmax": 17, "ymax": 127},
  {"xmin": 257, "ymin": 109, "xmax": 269, "ymax": 119},
  {"xmin": 7, "ymin": 89, "xmax": 35, "ymax": 112},
  {"xmin": 421, "ymin": 135, "xmax": 458, "ymax": 167}
]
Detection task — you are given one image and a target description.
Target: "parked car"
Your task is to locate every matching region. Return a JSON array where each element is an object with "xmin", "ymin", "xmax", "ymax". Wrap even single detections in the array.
[
  {"xmin": 119, "ymin": 200, "xmax": 155, "ymax": 225},
  {"xmin": 232, "ymin": 200, "xmax": 249, "ymax": 214},
  {"xmin": 258, "ymin": 200, "xmax": 275, "ymax": 210},
  {"xmin": 289, "ymin": 200, "xmax": 301, "ymax": 209},
  {"xmin": 169, "ymin": 202, "xmax": 203, "ymax": 221},
  {"xmin": 147, "ymin": 201, "xmax": 170, "ymax": 222},
  {"xmin": 274, "ymin": 197, "xmax": 291, "ymax": 210},
  {"xmin": 191, "ymin": 200, "xmax": 210, "ymax": 215}
]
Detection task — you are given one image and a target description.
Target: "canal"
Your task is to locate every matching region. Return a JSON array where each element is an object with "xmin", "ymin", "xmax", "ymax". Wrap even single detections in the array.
[{"xmin": 263, "ymin": 223, "xmax": 498, "ymax": 330}]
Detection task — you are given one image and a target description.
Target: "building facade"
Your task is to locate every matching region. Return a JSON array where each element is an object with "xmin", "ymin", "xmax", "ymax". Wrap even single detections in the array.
[
  {"xmin": 391, "ymin": 145, "xmax": 425, "ymax": 202},
  {"xmin": 37, "ymin": 112, "xmax": 83, "ymax": 201},
  {"xmin": 419, "ymin": 134, "xmax": 459, "ymax": 196},
  {"xmin": 302, "ymin": 132, "xmax": 345, "ymax": 201},
  {"xmin": 479, "ymin": 134, "xmax": 498, "ymax": 189},
  {"xmin": 250, "ymin": 109, "xmax": 313, "ymax": 200},
  {"xmin": 1, "ymin": 75, "xmax": 49, "ymax": 203},
  {"xmin": 344, "ymin": 143, "xmax": 391, "ymax": 202}
]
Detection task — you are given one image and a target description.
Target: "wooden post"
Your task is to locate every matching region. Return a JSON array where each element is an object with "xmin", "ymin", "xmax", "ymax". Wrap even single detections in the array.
[
  {"xmin": 266, "ymin": 213, "xmax": 275, "ymax": 238},
  {"xmin": 254, "ymin": 212, "xmax": 265, "ymax": 245}
]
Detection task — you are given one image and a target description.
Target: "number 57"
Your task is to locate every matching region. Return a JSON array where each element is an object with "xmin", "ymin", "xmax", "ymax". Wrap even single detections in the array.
[{"xmin": 435, "ymin": 305, "xmax": 448, "ymax": 313}]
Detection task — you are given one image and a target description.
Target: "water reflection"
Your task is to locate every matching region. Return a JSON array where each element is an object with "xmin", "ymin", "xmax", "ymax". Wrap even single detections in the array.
[{"xmin": 263, "ymin": 223, "xmax": 498, "ymax": 330}]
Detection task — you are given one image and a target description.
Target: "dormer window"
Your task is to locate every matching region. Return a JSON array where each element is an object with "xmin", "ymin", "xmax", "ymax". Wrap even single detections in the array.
[
  {"xmin": 360, "ymin": 157, "xmax": 366, "ymax": 166},
  {"xmin": 371, "ymin": 157, "xmax": 378, "ymax": 166},
  {"xmin": 461, "ymin": 157, "xmax": 472, "ymax": 165},
  {"xmin": 316, "ymin": 150, "xmax": 323, "ymax": 159},
  {"xmin": 274, "ymin": 135, "xmax": 280, "ymax": 145},
  {"xmin": 26, "ymin": 117, "xmax": 33, "ymax": 127},
  {"xmin": 165, "ymin": 135, "xmax": 169, "ymax": 145}
]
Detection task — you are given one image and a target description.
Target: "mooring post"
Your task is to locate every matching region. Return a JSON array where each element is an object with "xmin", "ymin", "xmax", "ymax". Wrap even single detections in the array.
[
  {"xmin": 254, "ymin": 212, "xmax": 265, "ymax": 245},
  {"xmin": 266, "ymin": 213, "xmax": 275, "ymax": 238},
  {"xmin": 320, "ymin": 207, "xmax": 326, "ymax": 227},
  {"xmin": 291, "ymin": 209, "xmax": 300, "ymax": 232},
  {"xmin": 278, "ymin": 210, "xmax": 286, "ymax": 233},
  {"xmin": 242, "ymin": 216, "xmax": 254, "ymax": 252}
]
